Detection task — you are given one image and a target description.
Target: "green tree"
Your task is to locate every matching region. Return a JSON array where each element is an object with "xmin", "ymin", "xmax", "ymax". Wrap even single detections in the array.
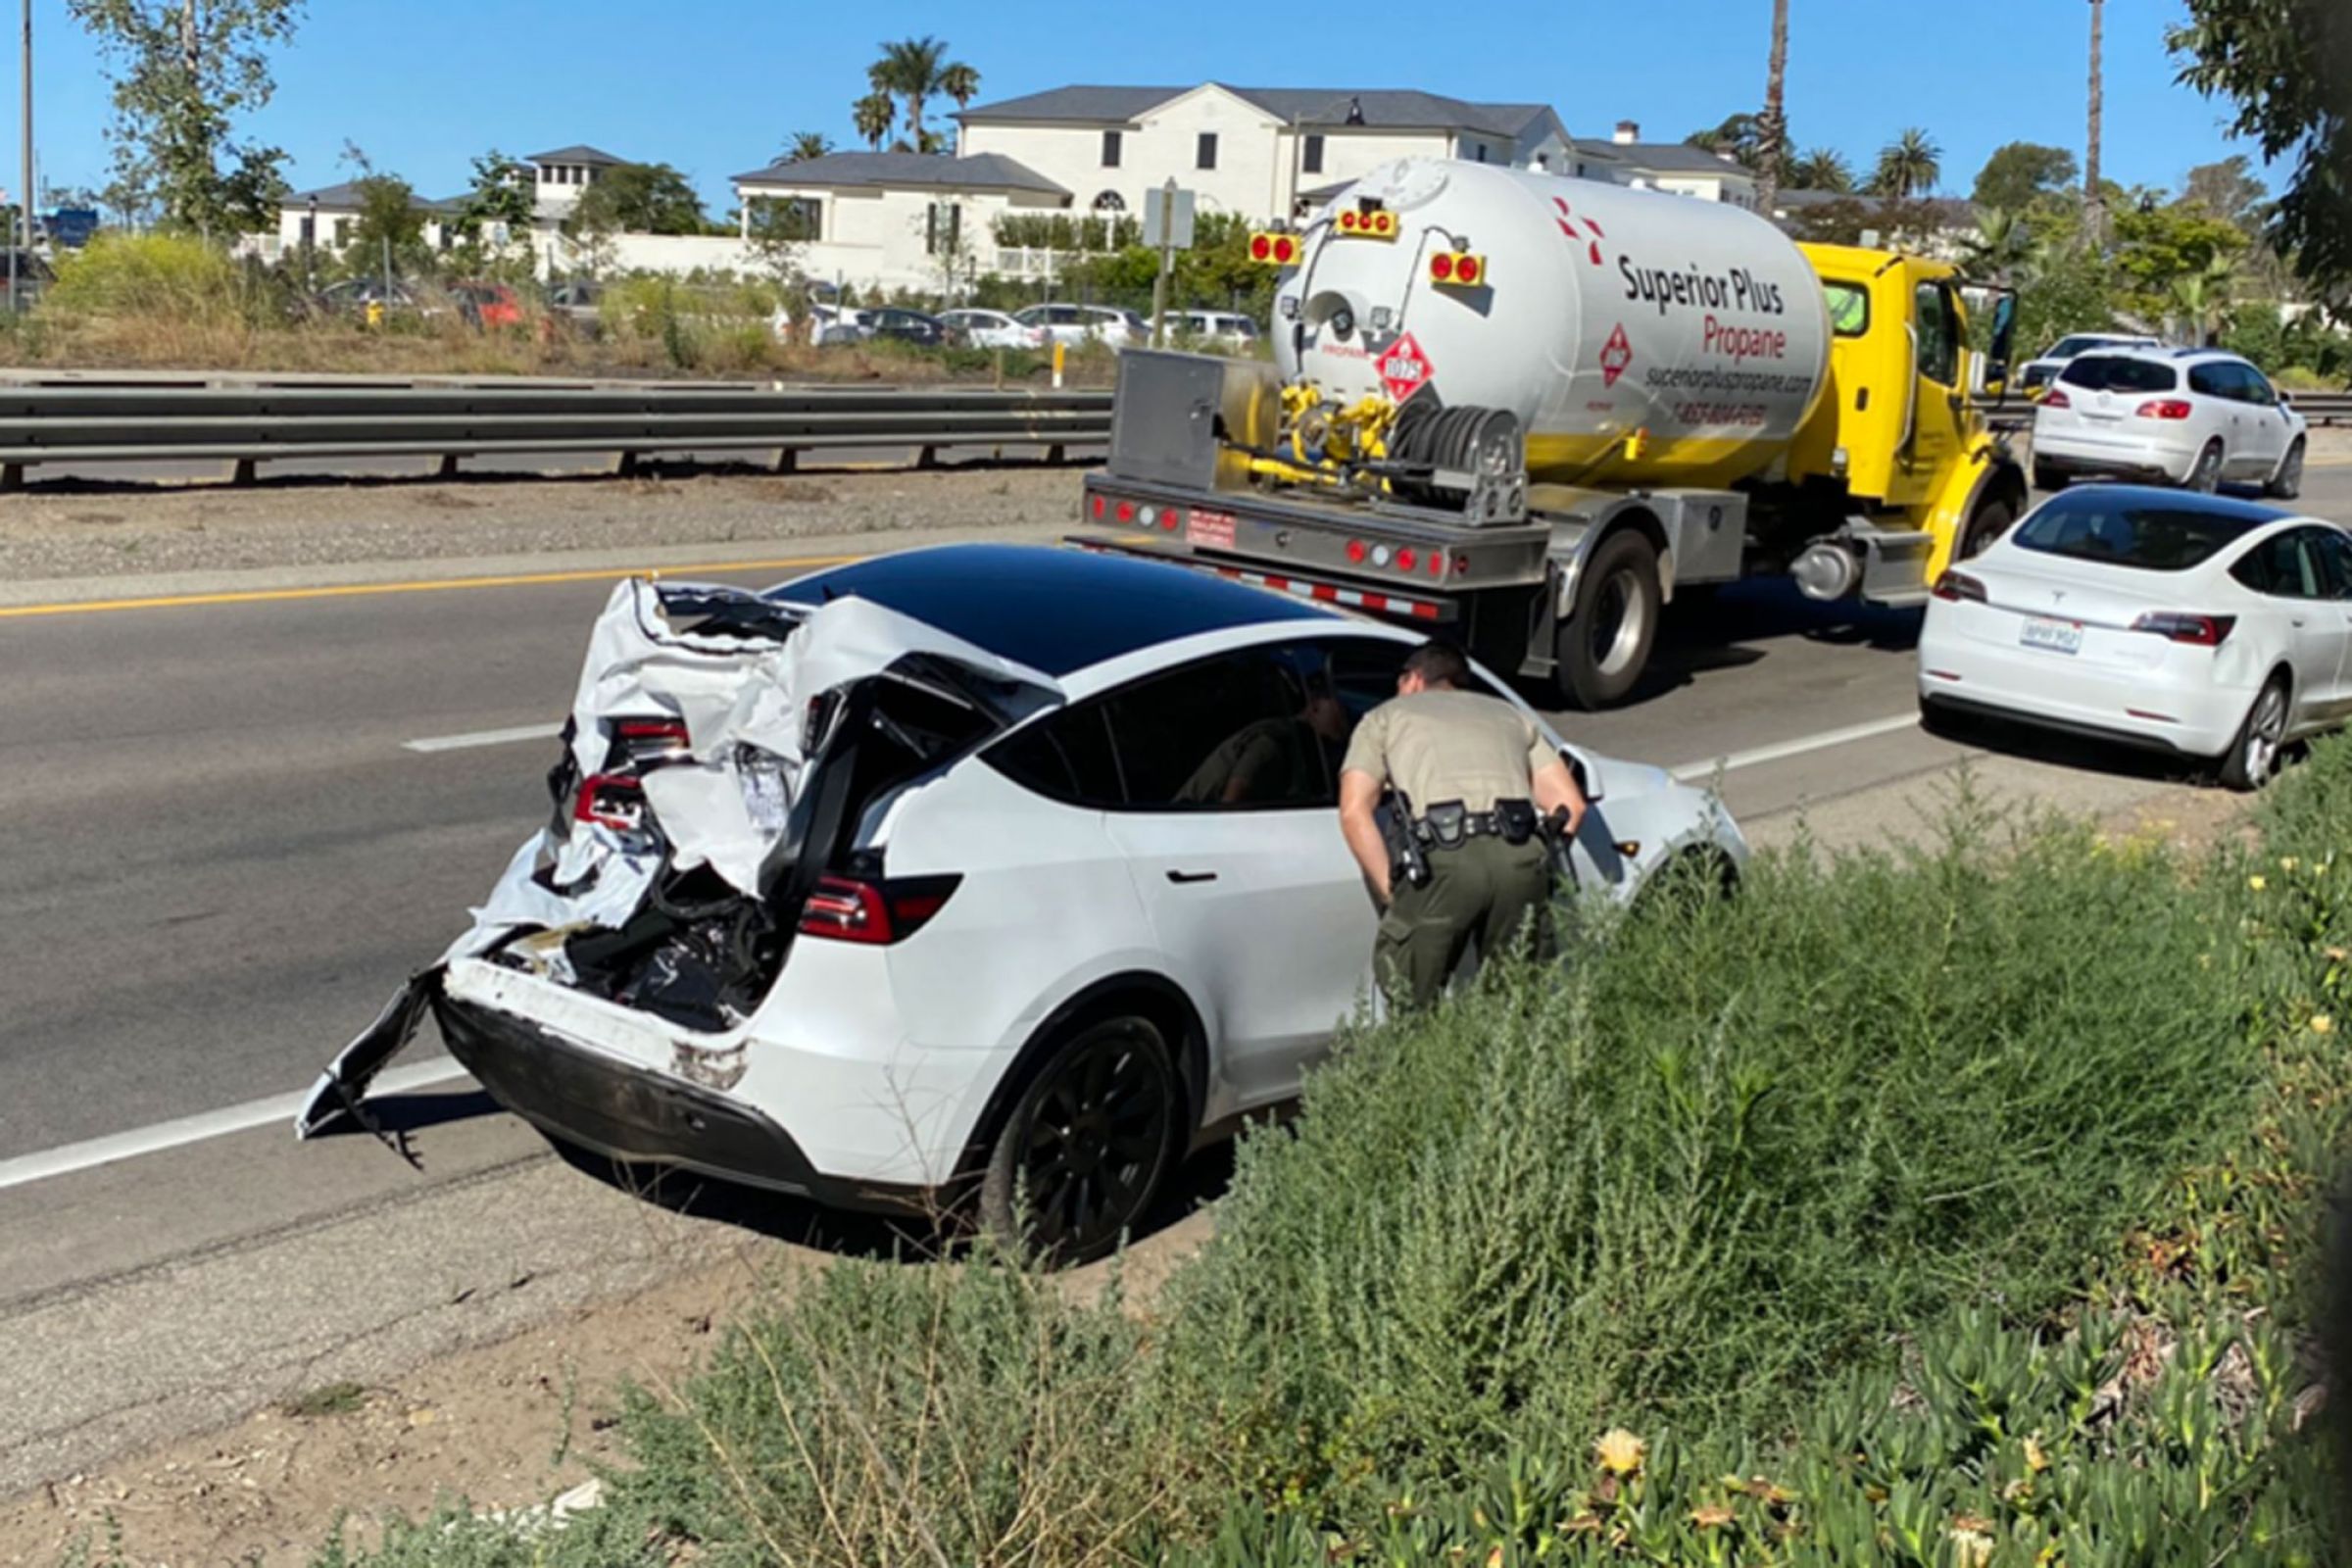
[
  {"xmin": 1870, "ymin": 127, "xmax": 1941, "ymax": 197},
  {"xmin": 1789, "ymin": 146, "xmax": 1854, "ymax": 192},
  {"xmin": 2180, "ymin": 155, "xmax": 2267, "ymax": 226},
  {"xmin": 2110, "ymin": 197, "xmax": 2250, "ymax": 309},
  {"xmin": 782, "ymin": 131, "xmax": 833, "ymax": 164},
  {"xmin": 1753, "ymin": 0, "xmax": 1790, "ymax": 216},
  {"xmin": 1686, "ymin": 112, "xmax": 1763, "ymax": 169},
  {"xmin": 866, "ymin": 35, "xmax": 971, "ymax": 155},
  {"xmin": 457, "ymin": 148, "xmax": 533, "ymax": 243},
  {"xmin": 852, "ymin": 90, "xmax": 896, "ymax": 152},
  {"xmin": 2171, "ymin": 0, "xmax": 2350, "ymax": 291},
  {"xmin": 938, "ymin": 62, "xmax": 981, "ymax": 112},
  {"xmin": 347, "ymin": 172, "xmax": 423, "ymax": 260},
  {"xmin": 1972, "ymin": 142, "xmax": 2078, "ymax": 212},
  {"xmin": 2169, "ymin": 253, "xmax": 2238, "ymax": 345},
  {"xmin": 567, "ymin": 162, "xmax": 707, "ymax": 236},
  {"xmin": 1962, "ymin": 205, "xmax": 2035, "ymax": 281},
  {"xmin": 68, "ymin": 0, "xmax": 302, "ymax": 232}
]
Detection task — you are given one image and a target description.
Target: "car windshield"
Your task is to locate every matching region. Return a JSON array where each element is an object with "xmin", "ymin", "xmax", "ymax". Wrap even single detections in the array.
[
  {"xmin": 2057, "ymin": 355, "xmax": 2178, "ymax": 393},
  {"xmin": 2049, "ymin": 335, "xmax": 2106, "ymax": 359},
  {"xmin": 2009, "ymin": 492, "xmax": 2263, "ymax": 571}
]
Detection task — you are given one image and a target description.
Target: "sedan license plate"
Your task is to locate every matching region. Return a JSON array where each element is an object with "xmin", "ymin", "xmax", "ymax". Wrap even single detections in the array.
[{"xmin": 2020, "ymin": 616, "xmax": 2083, "ymax": 655}]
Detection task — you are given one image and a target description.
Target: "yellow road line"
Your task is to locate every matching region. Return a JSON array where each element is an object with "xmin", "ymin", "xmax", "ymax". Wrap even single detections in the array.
[{"xmin": 0, "ymin": 553, "xmax": 863, "ymax": 620}]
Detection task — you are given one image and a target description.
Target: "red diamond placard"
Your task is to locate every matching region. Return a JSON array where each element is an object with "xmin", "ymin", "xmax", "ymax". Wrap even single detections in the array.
[
  {"xmin": 1599, "ymin": 323, "xmax": 1633, "ymax": 387},
  {"xmin": 1378, "ymin": 332, "xmax": 1434, "ymax": 402}
]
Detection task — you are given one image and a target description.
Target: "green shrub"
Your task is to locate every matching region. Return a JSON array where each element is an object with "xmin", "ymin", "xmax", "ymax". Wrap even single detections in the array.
[{"xmin": 46, "ymin": 231, "xmax": 251, "ymax": 326}]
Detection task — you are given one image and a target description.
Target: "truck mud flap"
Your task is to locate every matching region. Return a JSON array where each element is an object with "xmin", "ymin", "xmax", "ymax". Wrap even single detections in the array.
[{"xmin": 293, "ymin": 967, "xmax": 442, "ymax": 1147}]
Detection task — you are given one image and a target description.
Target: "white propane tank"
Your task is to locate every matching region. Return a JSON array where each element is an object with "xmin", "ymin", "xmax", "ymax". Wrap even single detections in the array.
[{"xmin": 1273, "ymin": 158, "xmax": 1833, "ymax": 491}]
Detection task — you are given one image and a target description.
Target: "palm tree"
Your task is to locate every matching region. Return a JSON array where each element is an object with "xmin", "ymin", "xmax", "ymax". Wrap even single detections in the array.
[
  {"xmin": 1871, "ymin": 128, "xmax": 1942, "ymax": 198},
  {"xmin": 1755, "ymin": 0, "xmax": 1791, "ymax": 216},
  {"xmin": 1962, "ymin": 206, "xmax": 2034, "ymax": 280},
  {"xmin": 852, "ymin": 91, "xmax": 896, "ymax": 152},
  {"xmin": 1789, "ymin": 146, "xmax": 1853, "ymax": 192},
  {"xmin": 2082, "ymin": 0, "xmax": 2107, "ymax": 248},
  {"xmin": 867, "ymin": 35, "xmax": 971, "ymax": 153},
  {"xmin": 1687, "ymin": 113, "xmax": 1763, "ymax": 169},
  {"xmin": 2169, "ymin": 254, "xmax": 2235, "ymax": 345},
  {"xmin": 783, "ymin": 131, "xmax": 833, "ymax": 164},
  {"xmin": 939, "ymin": 62, "xmax": 981, "ymax": 111}
]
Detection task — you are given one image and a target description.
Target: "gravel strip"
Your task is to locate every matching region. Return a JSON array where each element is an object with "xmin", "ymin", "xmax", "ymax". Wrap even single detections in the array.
[{"xmin": 0, "ymin": 462, "xmax": 1085, "ymax": 582}]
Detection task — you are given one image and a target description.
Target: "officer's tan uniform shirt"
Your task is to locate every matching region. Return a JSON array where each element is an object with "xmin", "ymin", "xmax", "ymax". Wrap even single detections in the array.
[{"xmin": 1340, "ymin": 690, "xmax": 1555, "ymax": 810}]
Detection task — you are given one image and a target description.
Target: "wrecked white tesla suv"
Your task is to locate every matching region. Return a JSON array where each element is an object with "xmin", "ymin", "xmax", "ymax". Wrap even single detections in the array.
[{"xmin": 300, "ymin": 543, "xmax": 1748, "ymax": 1260}]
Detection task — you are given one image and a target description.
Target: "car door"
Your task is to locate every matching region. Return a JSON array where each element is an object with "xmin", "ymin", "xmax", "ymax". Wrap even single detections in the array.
[
  {"xmin": 2305, "ymin": 529, "xmax": 2352, "ymax": 723},
  {"xmin": 2234, "ymin": 364, "xmax": 2290, "ymax": 476},
  {"xmin": 2232, "ymin": 528, "xmax": 2352, "ymax": 726},
  {"xmin": 1094, "ymin": 643, "xmax": 1371, "ymax": 1102}
]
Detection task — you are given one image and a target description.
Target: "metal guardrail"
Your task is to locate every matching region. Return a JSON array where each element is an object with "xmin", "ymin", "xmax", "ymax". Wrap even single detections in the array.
[{"xmin": 0, "ymin": 373, "xmax": 1115, "ymax": 483}]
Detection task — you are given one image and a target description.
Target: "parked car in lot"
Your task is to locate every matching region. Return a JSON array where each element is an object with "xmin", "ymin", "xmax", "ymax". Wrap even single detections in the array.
[
  {"xmin": 544, "ymin": 278, "xmax": 601, "ymax": 332},
  {"xmin": 1015, "ymin": 302, "xmax": 1147, "ymax": 347},
  {"xmin": 2032, "ymin": 348, "xmax": 2308, "ymax": 497},
  {"xmin": 450, "ymin": 279, "xmax": 523, "ymax": 330},
  {"xmin": 785, "ymin": 302, "xmax": 872, "ymax": 346},
  {"xmin": 863, "ymin": 307, "xmax": 948, "ymax": 347},
  {"xmin": 939, "ymin": 307, "xmax": 1048, "ymax": 350},
  {"xmin": 307, "ymin": 276, "xmax": 447, "ymax": 321},
  {"xmin": 1920, "ymin": 486, "xmax": 2350, "ymax": 789},
  {"xmin": 2016, "ymin": 331, "xmax": 2163, "ymax": 398},
  {"xmin": 300, "ymin": 544, "xmax": 1747, "ymax": 1261},
  {"xmin": 1177, "ymin": 310, "xmax": 1261, "ymax": 349}
]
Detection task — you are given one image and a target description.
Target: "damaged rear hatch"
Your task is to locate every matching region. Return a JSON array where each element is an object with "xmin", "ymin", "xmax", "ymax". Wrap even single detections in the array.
[{"xmin": 297, "ymin": 574, "xmax": 1060, "ymax": 1143}]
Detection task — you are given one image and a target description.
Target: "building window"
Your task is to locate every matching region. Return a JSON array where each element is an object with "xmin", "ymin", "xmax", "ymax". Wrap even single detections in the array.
[
  {"xmin": 1471, "ymin": 142, "xmax": 1488, "ymax": 164},
  {"xmin": 297, "ymin": 215, "xmax": 315, "ymax": 245},
  {"xmin": 1196, "ymin": 132, "xmax": 1217, "ymax": 171},
  {"xmin": 1302, "ymin": 133, "xmax": 1324, "ymax": 174},
  {"xmin": 1102, "ymin": 129, "xmax": 1122, "ymax": 169},
  {"xmin": 772, "ymin": 197, "xmax": 821, "ymax": 241},
  {"xmin": 331, "ymin": 217, "xmax": 350, "ymax": 246},
  {"xmin": 1092, "ymin": 190, "xmax": 1126, "ymax": 213},
  {"xmin": 925, "ymin": 200, "xmax": 963, "ymax": 256}
]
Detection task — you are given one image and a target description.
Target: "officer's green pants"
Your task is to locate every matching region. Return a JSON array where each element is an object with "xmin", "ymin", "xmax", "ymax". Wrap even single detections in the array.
[{"xmin": 1375, "ymin": 835, "xmax": 1555, "ymax": 1009}]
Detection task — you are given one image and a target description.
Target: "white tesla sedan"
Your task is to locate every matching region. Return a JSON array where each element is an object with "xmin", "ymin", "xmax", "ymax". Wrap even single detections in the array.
[
  {"xmin": 1919, "ymin": 486, "xmax": 2352, "ymax": 789},
  {"xmin": 300, "ymin": 544, "xmax": 1746, "ymax": 1260}
]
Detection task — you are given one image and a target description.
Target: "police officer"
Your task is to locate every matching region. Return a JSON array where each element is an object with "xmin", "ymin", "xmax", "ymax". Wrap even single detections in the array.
[{"xmin": 1337, "ymin": 639, "xmax": 1587, "ymax": 1007}]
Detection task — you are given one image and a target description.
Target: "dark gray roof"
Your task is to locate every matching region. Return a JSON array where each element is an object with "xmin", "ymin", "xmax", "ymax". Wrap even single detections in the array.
[
  {"xmin": 958, "ymin": 83, "xmax": 1557, "ymax": 140},
  {"xmin": 1771, "ymin": 190, "xmax": 1973, "ymax": 224},
  {"xmin": 1572, "ymin": 140, "xmax": 1756, "ymax": 177},
  {"xmin": 287, "ymin": 180, "xmax": 463, "ymax": 214},
  {"xmin": 527, "ymin": 145, "xmax": 627, "ymax": 168},
  {"xmin": 731, "ymin": 150, "xmax": 1069, "ymax": 196}
]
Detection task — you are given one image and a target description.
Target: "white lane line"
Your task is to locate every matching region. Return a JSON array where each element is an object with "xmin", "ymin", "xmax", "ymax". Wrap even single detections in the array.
[
  {"xmin": 0, "ymin": 1056, "xmax": 473, "ymax": 1193},
  {"xmin": 1669, "ymin": 712, "xmax": 1921, "ymax": 783},
  {"xmin": 404, "ymin": 721, "xmax": 563, "ymax": 754}
]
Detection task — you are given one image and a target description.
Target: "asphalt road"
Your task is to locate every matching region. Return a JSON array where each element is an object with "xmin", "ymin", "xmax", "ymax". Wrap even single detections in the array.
[{"xmin": 2, "ymin": 463, "xmax": 2348, "ymax": 1495}]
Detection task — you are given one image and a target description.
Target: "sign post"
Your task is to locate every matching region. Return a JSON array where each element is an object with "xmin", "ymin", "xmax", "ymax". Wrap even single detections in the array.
[{"xmin": 1143, "ymin": 178, "xmax": 1196, "ymax": 349}]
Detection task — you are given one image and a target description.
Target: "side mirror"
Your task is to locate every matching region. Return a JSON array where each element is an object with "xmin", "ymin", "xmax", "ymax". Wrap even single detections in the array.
[
  {"xmin": 2278, "ymin": 388, "xmax": 2294, "ymax": 408},
  {"xmin": 1565, "ymin": 749, "xmax": 1604, "ymax": 804},
  {"xmin": 1981, "ymin": 291, "xmax": 2018, "ymax": 402}
]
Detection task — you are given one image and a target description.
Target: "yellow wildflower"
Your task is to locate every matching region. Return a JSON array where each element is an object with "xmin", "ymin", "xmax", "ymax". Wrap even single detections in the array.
[
  {"xmin": 2314, "ymin": 1015, "xmax": 2336, "ymax": 1035},
  {"xmin": 1593, "ymin": 1428, "xmax": 1647, "ymax": 1477},
  {"xmin": 1690, "ymin": 1505, "xmax": 1736, "ymax": 1529},
  {"xmin": 2250, "ymin": 875, "xmax": 2269, "ymax": 892},
  {"xmin": 2282, "ymin": 857, "xmax": 2301, "ymax": 872},
  {"xmin": 2024, "ymin": 1436, "xmax": 2049, "ymax": 1473}
]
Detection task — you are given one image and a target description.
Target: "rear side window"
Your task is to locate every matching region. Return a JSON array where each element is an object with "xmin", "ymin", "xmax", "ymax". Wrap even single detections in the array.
[
  {"xmin": 2188, "ymin": 363, "xmax": 2232, "ymax": 399},
  {"xmin": 2010, "ymin": 492, "xmax": 2257, "ymax": 571},
  {"xmin": 987, "ymin": 706, "xmax": 1123, "ymax": 807},
  {"xmin": 1103, "ymin": 646, "xmax": 1337, "ymax": 809},
  {"xmin": 1822, "ymin": 281, "xmax": 1869, "ymax": 338},
  {"xmin": 2231, "ymin": 531, "xmax": 2327, "ymax": 599},
  {"xmin": 2059, "ymin": 356, "xmax": 2179, "ymax": 394}
]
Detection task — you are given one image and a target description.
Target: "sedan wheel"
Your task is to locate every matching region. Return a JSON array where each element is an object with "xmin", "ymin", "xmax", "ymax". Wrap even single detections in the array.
[
  {"xmin": 2220, "ymin": 678, "xmax": 2289, "ymax": 792},
  {"xmin": 2186, "ymin": 440, "xmax": 2226, "ymax": 494},
  {"xmin": 981, "ymin": 1016, "xmax": 1182, "ymax": 1265}
]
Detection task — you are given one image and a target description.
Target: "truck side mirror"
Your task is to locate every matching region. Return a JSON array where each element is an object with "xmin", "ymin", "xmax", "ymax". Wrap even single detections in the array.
[{"xmin": 1981, "ymin": 292, "xmax": 2018, "ymax": 402}]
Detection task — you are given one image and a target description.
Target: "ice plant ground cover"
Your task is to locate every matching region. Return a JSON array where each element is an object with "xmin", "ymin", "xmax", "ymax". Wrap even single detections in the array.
[{"xmin": 275, "ymin": 754, "xmax": 2352, "ymax": 1568}]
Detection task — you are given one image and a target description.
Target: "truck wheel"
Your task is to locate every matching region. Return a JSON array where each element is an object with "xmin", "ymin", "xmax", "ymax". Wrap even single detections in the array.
[
  {"xmin": 1957, "ymin": 495, "xmax": 2018, "ymax": 561},
  {"xmin": 980, "ymin": 1014, "xmax": 1182, "ymax": 1266},
  {"xmin": 1557, "ymin": 530, "xmax": 1661, "ymax": 710}
]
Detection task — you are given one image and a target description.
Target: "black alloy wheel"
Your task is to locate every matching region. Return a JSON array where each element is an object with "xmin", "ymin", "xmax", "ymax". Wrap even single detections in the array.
[{"xmin": 981, "ymin": 1016, "xmax": 1182, "ymax": 1265}]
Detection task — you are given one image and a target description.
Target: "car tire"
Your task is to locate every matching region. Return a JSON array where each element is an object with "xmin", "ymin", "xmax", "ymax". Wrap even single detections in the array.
[
  {"xmin": 2267, "ymin": 438, "xmax": 2306, "ymax": 502},
  {"xmin": 2218, "ymin": 675, "xmax": 2291, "ymax": 792},
  {"xmin": 1557, "ymin": 530, "xmax": 1662, "ymax": 710},
  {"xmin": 2032, "ymin": 459, "xmax": 2066, "ymax": 494},
  {"xmin": 2185, "ymin": 439, "xmax": 2226, "ymax": 494},
  {"xmin": 979, "ymin": 1013, "xmax": 1183, "ymax": 1266},
  {"xmin": 1957, "ymin": 493, "xmax": 2019, "ymax": 561}
]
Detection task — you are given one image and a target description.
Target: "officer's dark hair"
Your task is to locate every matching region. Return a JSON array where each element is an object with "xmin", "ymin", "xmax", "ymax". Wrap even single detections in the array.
[{"xmin": 1401, "ymin": 639, "xmax": 1471, "ymax": 690}]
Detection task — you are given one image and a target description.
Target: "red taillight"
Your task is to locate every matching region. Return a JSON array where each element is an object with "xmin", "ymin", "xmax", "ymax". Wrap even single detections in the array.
[
  {"xmin": 1453, "ymin": 255, "xmax": 1482, "ymax": 285},
  {"xmin": 1339, "ymin": 210, "xmax": 1359, "ymax": 231},
  {"xmin": 1250, "ymin": 234, "xmax": 1271, "ymax": 261},
  {"xmin": 1090, "ymin": 493, "xmax": 1105, "ymax": 519},
  {"xmin": 1396, "ymin": 547, "xmax": 1418, "ymax": 572},
  {"xmin": 2135, "ymin": 399, "xmax": 2193, "ymax": 420},
  {"xmin": 2041, "ymin": 389, "xmax": 2071, "ymax": 410},
  {"xmin": 1114, "ymin": 499, "xmax": 1134, "ymax": 524},
  {"xmin": 574, "ymin": 773, "xmax": 647, "ymax": 830},
  {"xmin": 1430, "ymin": 252, "xmax": 1455, "ymax": 283},
  {"xmin": 1932, "ymin": 570, "xmax": 1987, "ymax": 604},
  {"xmin": 797, "ymin": 874, "xmax": 962, "ymax": 945},
  {"xmin": 1346, "ymin": 538, "xmax": 1368, "ymax": 564},
  {"xmin": 2132, "ymin": 612, "xmax": 2235, "ymax": 646},
  {"xmin": 1272, "ymin": 235, "xmax": 1298, "ymax": 264}
]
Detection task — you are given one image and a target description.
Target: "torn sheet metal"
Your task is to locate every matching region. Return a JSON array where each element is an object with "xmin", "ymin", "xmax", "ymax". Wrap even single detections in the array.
[{"xmin": 294, "ymin": 968, "xmax": 440, "ymax": 1141}]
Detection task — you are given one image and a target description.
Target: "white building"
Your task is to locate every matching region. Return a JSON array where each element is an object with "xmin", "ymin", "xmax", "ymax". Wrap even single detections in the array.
[
  {"xmin": 955, "ymin": 83, "xmax": 1578, "ymax": 222},
  {"xmin": 1573, "ymin": 121, "xmax": 1760, "ymax": 208},
  {"xmin": 525, "ymin": 144, "xmax": 627, "ymax": 222},
  {"xmin": 732, "ymin": 150, "xmax": 1074, "ymax": 294},
  {"xmin": 261, "ymin": 179, "xmax": 465, "ymax": 264}
]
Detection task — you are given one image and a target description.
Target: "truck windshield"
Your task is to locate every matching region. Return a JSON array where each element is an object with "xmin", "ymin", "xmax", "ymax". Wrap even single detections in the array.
[
  {"xmin": 1822, "ymin": 281, "xmax": 1868, "ymax": 337},
  {"xmin": 2008, "ymin": 492, "xmax": 2261, "ymax": 572}
]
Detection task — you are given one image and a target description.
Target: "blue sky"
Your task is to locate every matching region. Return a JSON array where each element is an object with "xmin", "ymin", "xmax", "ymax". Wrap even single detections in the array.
[{"xmin": 19, "ymin": 0, "xmax": 2266, "ymax": 213}]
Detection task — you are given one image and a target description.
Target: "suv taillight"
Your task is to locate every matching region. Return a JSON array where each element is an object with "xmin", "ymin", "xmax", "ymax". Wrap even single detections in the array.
[
  {"xmin": 1932, "ymin": 570, "xmax": 1987, "ymax": 604},
  {"xmin": 2134, "ymin": 399, "xmax": 2193, "ymax": 420},
  {"xmin": 574, "ymin": 773, "xmax": 648, "ymax": 830},
  {"xmin": 798, "ymin": 874, "xmax": 962, "ymax": 945},
  {"xmin": 2040, "ymin": 388, "xmax": 2071, "ymax": 409},
  {"xmin": 2132, "ymin": 612, "xmax": 2234, "ymax": 646},
  {"xmin": 612, "ymin": 716, "xmax": 690, "ymax": 767}
]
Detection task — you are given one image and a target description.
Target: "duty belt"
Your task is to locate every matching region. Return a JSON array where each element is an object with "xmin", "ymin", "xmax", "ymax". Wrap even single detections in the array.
[{"xmin": 1412, "ymin": 798, "xmax": 1539, "ymax": 851}]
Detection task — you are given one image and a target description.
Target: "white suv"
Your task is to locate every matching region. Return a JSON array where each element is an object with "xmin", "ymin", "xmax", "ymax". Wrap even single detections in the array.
[
  {"xmin": 2016, "ymin": 331, "xmax": 2162, "ymax": 398},
  {"xmin": 1015, "ymin": 302, "xmax": 1146, "ymax": 347},
  {"xmin": 301, "ymin": 545, "xmax": 1746, "ymax": 1261},
  {"xmin": 2032, "ymin": 348, "xmax": 2308, "ymax": 499}
]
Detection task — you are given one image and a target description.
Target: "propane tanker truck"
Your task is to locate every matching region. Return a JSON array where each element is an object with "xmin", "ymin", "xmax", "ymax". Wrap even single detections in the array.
[{"xmin": 1079, "ymin": 156, "xmax": 2025, "ymax": 707}]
